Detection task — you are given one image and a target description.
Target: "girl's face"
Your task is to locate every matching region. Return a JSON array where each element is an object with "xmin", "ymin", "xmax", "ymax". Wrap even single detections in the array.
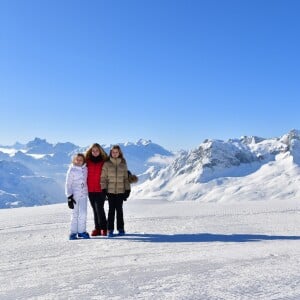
[
  {"xmin": 91, "ymin": 147, "xmax": 100, "ymax": 157},
  {"xmin": 111, "ymin": 149, "xmax": 120, "ymax": 158},
  {"xmin": 74, "ymin": 156, "xmax": 84, "ymax": 166}
]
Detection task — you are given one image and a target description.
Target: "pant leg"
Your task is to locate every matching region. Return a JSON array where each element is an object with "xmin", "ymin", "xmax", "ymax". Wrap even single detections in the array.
[
  {"xmin": 116, "ymin": 195, "xmax": 124, "ymax": 231},
  {"xmin": 70, "ymin": 199, "xmax": 79, "ymax": 234},
  {"xmin": 89, "ymin": 192, "xmax": 100, "ymax": 229},
  {"xmin": 77, "ymin": 197, "xmax": 88, "ymax": 233},
  {"xmin": 94, "ymin": 192, "xmax": 107, "ymax": 230},
  {"xmin": 107, "ymin": 195, "xmax": 117, "ymax": 231}
]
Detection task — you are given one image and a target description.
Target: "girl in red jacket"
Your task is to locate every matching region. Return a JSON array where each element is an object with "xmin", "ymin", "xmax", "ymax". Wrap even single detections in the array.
[{"xmin": 85, "ymin": 143, "xmax": 109, "ymax": 236}]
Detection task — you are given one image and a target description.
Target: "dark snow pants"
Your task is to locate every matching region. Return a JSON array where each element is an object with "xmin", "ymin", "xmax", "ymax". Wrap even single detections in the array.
[
  {"xmin": 107, "ymin": 194, "xmax": 124, "ymax": 231},
  {"xmin": 88, "ymin": 192, "xmax": 107, "ymax": 230}
]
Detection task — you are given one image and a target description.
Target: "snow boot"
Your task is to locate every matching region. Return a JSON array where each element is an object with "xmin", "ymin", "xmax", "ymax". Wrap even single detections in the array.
[
  {"xmin": 118, "ymin": 229, "xmax": 125, "ymax": 236},
  {"xmin": 108, "ymin": 230, "xmax": 114, "ymax": 238},
  {"xmin": 101, "ymin": 229, "xmax": 107, "ymax": 236},
  {"xmin": 78, "ymin": 232, "xmax": 90, "ymax": 239},
  {"xmin": 69, "ymin": 233, "xmax": 77, "ymax": 240},
  {"xmin": 91, "ymin": 229, "xmax": 101, "ymax": 236}
]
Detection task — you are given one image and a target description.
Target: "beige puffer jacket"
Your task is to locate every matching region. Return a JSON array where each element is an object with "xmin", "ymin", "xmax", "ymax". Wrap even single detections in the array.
[{"xmin": 100, "ymin": 157, "xmax": 130, "ymax": 194}]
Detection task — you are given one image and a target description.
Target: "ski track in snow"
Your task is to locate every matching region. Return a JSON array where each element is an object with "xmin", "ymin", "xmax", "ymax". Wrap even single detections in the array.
[{"xmin": 0, "ymin": 199, "xmax": 299, "ymax": 300}]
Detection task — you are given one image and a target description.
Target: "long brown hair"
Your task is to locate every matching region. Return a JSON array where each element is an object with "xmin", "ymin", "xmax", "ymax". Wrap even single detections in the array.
[
  {"xmin": 85, "ymin": 143, "xmax": 108, "ymax": 161},
  {"xmin": 110, "ymin": 145, "xmax": 126, "ymax": 163}
]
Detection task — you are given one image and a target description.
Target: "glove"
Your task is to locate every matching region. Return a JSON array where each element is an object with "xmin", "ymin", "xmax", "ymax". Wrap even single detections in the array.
[
  {"xmin": 124, "ymin": 190, "xmax": 130, "ymax": 201},
  {"xmin": 67, "ymin": 195, "xmax": 76, "ymax": 209}
]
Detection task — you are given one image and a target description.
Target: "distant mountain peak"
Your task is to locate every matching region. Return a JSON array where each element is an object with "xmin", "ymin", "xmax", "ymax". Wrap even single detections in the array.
[
  {"xmin": 136, "ymin": 139, "xmax": 152, "ymax": 146},
  {"xmin": 280, "ymin": 129, "xmax": 300, "ymax": 144},
  {"xmin": 239, "ymin": 135, "xmax": 266, "ymax": 144},
  {"xmin": 26, "ymin": 137, "xmax": 53, "ymax": 154},
  {"xmin": 29, "ymin": 137, "xmax": 49, "ymax": 144},
  {"xmin": 12, "ymin": 142, "xmax": 26, "ymax": 149}
]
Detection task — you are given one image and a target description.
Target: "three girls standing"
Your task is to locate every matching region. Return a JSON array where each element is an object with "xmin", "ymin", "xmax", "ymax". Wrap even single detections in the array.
[{"xmin": 66, "ymin": 143, "xmax": 134, "ymax": 239}]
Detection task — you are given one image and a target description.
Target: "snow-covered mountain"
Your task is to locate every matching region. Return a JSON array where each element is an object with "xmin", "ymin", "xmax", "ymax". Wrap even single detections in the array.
[
  {"xmin": 0, "ymin": 160, "xmax": 63, "ymax": 207},
  {"xmin": 0, "ymin": 138, "xmax": 172, "ymax": 208},
  {"xmin": 1, "ymin": 130, "xmax": 300, "ymax": 208},
  {"xmin": 133, "ymin": 129, "xmax": 300, "ymax": 202}
]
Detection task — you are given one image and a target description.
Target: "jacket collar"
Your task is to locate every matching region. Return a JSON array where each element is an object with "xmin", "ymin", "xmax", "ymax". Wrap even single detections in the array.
[{"xmin": 110, "ymin": 157, "xmax": 121, "ymax": 165}]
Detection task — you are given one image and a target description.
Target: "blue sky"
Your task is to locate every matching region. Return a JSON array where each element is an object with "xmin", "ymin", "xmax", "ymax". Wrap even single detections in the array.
[{"xmin": 1, "ymin": 0, "xmax": 300, "ymax": 151}]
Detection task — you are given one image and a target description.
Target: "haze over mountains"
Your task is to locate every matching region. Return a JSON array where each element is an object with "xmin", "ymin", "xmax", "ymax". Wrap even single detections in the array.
[
  {"xmin": 0, "ymin": 138, "xmax": 171, "ymax": 208},
  {"xmin": 1, "ymin": 129, "xmax": 300, "ymax": 208}
]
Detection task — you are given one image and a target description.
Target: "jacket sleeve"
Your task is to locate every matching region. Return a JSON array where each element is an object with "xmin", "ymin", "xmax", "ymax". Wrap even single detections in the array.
[
  {"xmin": 65, "ymin": 166, "xmax": 73, "ymax": 197},
  {"xmin": 124, "ymin": 164, "xmax": 131, "ymax": 191},
  {"xmin": 100, "ymin": 163, "xmax": 108, "ymax": 190}
]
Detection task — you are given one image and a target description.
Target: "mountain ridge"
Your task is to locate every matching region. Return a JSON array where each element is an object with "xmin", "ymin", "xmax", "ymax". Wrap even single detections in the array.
[
  {"xmin": 0, "ymin": 138, "xmax": 172, "ymax": 208},
  {"xmin": 133, "ymin": 129, "xmax": 300, "ymax": 202},
  {"xmin": 1, "ymin": 130, "xmax": 300, "ymax": 208}
]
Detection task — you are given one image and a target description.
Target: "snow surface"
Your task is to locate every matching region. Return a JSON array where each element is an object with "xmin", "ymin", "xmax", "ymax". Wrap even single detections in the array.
[{"xmin": 0, "ymin": 198, "xmax": 299, "ymax": 299}]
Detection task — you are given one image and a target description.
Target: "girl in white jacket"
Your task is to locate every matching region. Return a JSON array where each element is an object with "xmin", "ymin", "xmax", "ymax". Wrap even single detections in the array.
[{"xmin": 65, "ymin": 153, "xmax": 89, "ymax": 240}]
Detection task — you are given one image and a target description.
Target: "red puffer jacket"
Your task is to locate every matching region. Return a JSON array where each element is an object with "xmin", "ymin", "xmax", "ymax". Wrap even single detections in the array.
[{"xmin": 86, "ymin": 160, "xmax": 104, "ymax": 192}]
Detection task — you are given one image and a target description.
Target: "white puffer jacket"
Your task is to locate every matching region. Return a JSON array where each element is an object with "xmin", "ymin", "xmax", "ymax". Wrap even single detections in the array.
[{"xmin": 65, "ymin": 164, "xmax": 88, "ymax": 200}]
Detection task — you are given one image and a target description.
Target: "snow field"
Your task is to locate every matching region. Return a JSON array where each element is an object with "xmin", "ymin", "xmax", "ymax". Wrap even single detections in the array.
[{"xmin": 0, "ymin": 199, "xmax": 299, "ymax": 299}]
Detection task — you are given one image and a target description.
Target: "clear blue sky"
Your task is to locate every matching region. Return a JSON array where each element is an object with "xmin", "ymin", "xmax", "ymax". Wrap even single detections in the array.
[{"xmin": 1, "ymin": 0, "xmax": 300, "ymax": 151}]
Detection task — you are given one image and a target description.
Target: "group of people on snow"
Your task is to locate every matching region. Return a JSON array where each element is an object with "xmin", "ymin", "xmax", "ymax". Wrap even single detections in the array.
[{"xmin": 65, "ymin": 143, "xmax": 138, "ymax": 240}]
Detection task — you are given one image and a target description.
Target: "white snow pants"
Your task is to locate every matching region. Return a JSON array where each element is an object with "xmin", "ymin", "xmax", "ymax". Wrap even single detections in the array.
[{"xmin": 70, "ymin": 197, "xmax": 87, "ymax": 234}]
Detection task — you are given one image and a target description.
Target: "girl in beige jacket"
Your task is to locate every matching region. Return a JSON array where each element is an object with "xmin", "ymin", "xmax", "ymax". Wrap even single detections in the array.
[{"xmin": 101, "ymin": 145, "xmax": 130, "ymax": 237}]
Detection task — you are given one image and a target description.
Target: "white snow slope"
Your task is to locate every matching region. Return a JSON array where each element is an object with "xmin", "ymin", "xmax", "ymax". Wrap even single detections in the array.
[{"xmin": 0, "ymin": 198, "xmax": 299, "ymax": 300}]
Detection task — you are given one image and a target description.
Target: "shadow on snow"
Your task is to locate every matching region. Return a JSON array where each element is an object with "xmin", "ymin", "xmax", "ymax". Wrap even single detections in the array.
[{"xmin": 117, "ymin": 233, "xmax": 300, "ymax": 243}]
